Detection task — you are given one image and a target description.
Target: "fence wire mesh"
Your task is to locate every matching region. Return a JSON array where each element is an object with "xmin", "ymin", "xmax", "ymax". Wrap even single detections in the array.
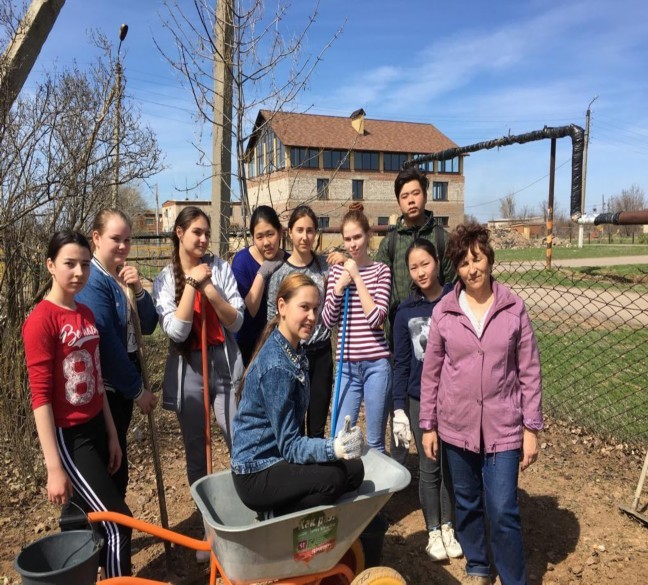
[
  {"xmin": 130, "ymin": 236, "xmax": 648, "ymax": 447},
  {"xmin": 495, "ymin": 261, "xmax": 648, "ymax": 446}
]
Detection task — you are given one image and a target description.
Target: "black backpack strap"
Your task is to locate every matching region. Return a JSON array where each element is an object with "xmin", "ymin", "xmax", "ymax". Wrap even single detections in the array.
[
  {"xmin": 387, "ymin": 224, "xmax": 397, "ymax": 265},
  {"xmin": 433, "ymin": 223, "xmax": 447, "ymax": 285}
]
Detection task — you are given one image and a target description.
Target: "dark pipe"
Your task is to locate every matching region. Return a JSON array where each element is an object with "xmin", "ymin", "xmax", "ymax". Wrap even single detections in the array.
[
  {"xmin": 403, "ymin": 125, "xmax": 585, "ymax": 220},
  {"xmin": 593, "ymin": 211, "xmax": 648, "ymax": 225}
]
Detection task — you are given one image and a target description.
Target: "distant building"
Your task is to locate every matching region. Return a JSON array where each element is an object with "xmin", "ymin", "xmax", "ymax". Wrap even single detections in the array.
[
  {"xmin": 488, "ymin": 217, "xmax": 546, "ymax": 240},
  {"xmin": 132, "ymin": 210, "xmax": 160, "ymax": 235},
  {"xmin": 160, "ymin": 199, "xmax": 243, "ymax": 234},
  {"xmin": 244, "ymin": 109, "xmax": 465, "ymax": 229}
]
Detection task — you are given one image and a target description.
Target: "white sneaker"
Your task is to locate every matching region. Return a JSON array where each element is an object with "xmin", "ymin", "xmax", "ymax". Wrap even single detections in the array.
[
  {"xmin": 426, "ymin": 529, "xmax": 448, "ymax": 561},
  {"xmin": 441, "ymin": 524, "xmax": 463, "ymax": 558}
]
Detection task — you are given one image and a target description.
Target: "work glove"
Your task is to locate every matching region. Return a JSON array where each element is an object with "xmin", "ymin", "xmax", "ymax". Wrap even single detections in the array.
[
  {"xmin": 333, "ymin": 416, "xmax": 364, "ymax": 460},
  {"xmin": 392, "ymin": 409, "xmax": 411, "ymax": 449},
  {"xmin": 257, "ymin": 258, "xmax": 284, "ymax": 280}
]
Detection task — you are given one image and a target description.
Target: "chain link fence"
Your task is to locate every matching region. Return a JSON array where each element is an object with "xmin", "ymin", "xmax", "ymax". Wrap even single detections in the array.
[
  {"xmin": 130, "ymin": 235, "xmax": 648, "ymax": 447},
  {"xmin": 495, "ymin": 261, "xmax": 648, "ymax": 446}
]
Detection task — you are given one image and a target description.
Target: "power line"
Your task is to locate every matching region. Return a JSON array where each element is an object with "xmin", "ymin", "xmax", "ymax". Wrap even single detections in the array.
[{"xmin": 465, "ymin": 159, "xmax": 571, "ymax": 209}]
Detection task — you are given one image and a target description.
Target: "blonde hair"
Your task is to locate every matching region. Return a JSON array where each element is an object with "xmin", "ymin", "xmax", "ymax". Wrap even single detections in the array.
[{"xmin": 90, "ymin": 207, "xmax": 133, "ymax": 252}]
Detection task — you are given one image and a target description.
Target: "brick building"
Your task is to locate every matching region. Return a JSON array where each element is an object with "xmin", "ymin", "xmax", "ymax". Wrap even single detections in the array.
[{"xmin": 244, "ymin": 109, "xmax": 465, "ymax": 229}]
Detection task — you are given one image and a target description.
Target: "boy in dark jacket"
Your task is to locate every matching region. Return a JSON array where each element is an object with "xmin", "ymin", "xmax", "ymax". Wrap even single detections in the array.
[{"xmin": 376, "ymin": 167, "xmax": 456, "ymax": 463}]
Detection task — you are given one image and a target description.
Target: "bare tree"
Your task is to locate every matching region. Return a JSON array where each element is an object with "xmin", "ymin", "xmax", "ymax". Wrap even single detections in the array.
[
  {"xmin": 499, "ymin": 191, "xmax": 516, "ymax": 219},
  {"xmin": 464, "ymin": 213, "xmax": 481, "ymax": 225},
  {"xmin": 0, "ymin": 32, "xmax": 162, "ymax": 471},
  {"xmin": 609, "ymin": 185, "xmax": 646, "ymax": 236},
  {"xmin": 157, "ymin": 0, "xmax": 342, "ymax": 239}
]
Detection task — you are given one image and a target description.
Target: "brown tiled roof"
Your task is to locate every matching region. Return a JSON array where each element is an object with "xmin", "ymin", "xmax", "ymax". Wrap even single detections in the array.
[{"xmin": 254, "ymin": 110, "xmax": 458, "ymax": 154}]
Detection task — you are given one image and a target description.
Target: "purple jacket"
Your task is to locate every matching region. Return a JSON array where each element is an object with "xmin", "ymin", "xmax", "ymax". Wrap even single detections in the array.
[{"xmin": 419, "ymin": 279, "xmax": 543, "ymax": 454}]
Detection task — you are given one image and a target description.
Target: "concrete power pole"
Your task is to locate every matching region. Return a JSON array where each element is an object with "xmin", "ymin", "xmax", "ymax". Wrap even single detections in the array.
[
  {"xmin": 578, "ymin": 95, "xmax": 598, "ymax": 248},
  {"xmin": 0, "ymin": 0, "xmax": 66, "ymax": 127},
  {"xmin": 211, "ymin": 0, "xmax": 234, "ymax": 256}
]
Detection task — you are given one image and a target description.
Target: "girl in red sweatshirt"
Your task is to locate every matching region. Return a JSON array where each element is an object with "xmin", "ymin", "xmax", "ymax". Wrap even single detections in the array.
[{"xmin": 22, "ymin": 230, "xmax": 132, "ymax": 578}]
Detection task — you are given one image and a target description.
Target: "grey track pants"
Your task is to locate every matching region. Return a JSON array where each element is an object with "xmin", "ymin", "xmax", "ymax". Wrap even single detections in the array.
[{"xmin": 177, "ymin": 344, "xmax": 236, "ymax": 487}]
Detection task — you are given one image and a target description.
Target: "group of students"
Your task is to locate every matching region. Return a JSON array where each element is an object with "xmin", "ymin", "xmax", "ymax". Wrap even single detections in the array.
[{"xmin": 23, "ymin": 165, "xmax": 543, "ymax": 585}]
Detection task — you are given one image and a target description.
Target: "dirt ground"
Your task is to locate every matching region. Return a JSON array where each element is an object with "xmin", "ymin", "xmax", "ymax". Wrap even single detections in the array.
[{"xmin": 1, "ymin": 411, "xmax": 647, "ymax": 585}]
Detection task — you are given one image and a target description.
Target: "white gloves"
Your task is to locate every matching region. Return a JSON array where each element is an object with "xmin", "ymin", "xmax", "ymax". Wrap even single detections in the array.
[
  {"xmin": 333, "ymin": 416, "xmax": 364, "ymax": 460},
  {"xmin": 392, "ymin": 409, "xmax": 411, "ymax": 449}
]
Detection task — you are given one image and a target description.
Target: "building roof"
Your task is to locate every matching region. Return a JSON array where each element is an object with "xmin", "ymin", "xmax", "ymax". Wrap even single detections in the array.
[
  {"xmin": 161, "ymin": 199, "xmax": 211, "ymax": 208},
  {"xmin": 250, "ymin": 110, "xmax": 459, "ymax": 154}
]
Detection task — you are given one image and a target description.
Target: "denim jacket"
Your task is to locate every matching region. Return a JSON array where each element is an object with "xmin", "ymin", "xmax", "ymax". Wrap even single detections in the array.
[{"xmin": 231, "ymin": 328, "xmax": 336, "ymax": 474}]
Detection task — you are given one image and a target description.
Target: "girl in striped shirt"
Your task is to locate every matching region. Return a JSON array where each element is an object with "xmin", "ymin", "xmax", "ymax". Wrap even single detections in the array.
[{"xmin": 322, "ymin": 204, "xmax": 392, "ymax": 452}]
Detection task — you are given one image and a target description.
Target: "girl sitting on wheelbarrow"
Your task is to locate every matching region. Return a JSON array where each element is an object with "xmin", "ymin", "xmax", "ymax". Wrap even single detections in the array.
[
  {"xmin": 266, "ymin": 205, "xmax": 344, "ymax": 439},
  {"xmin": 321, "ymin": 204, "xmax": 392, "ymax": 453},
  {"xmin": 23, "ymin": 230, "xmax": 133, "ymax": 578},
  {"xmin": 231, "ymin": 273, "xmax": 365, "ymax": 518}
]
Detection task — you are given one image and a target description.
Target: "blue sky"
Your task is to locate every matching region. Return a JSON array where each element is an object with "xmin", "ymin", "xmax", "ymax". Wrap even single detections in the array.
[{"xmin": 21, "ymin": 0, "xmax": 648, "ymax": 221}]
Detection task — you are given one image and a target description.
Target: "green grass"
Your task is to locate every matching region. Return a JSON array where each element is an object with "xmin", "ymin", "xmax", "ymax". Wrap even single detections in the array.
[
  {"xmin": 496, "ymin": 265, "xmax": 648, "ymax": 292},
  {"xmin": 535, "ymin": 324, "xmax": 648, "ymax": 444},
  {"xmin": 495, "ymin": 245, "xmax": 648, "ymax": 262}
]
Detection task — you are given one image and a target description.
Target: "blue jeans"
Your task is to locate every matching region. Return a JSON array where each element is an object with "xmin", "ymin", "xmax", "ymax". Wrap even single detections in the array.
[
  {"xmin": 333, "ymin": 358, "xmax": 392, "ymax": 453},
  {"xmin": 445, "ymin": 444, "xmax": 527, "ymax": 585}
]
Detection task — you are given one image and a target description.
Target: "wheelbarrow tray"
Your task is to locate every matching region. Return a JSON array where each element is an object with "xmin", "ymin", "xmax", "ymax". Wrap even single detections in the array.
[{"xmin": 191, "ymin": 448, "xmax": 410, "ymax": 584}]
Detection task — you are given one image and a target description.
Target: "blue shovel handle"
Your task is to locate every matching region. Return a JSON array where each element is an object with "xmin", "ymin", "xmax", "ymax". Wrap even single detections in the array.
[{"xmin": 330, "ymin": 287, "xmax": 350, "ymax": 437}]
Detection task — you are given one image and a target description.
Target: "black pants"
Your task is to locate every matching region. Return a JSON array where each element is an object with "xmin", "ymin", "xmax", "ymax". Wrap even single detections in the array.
[
  {"xmin": 106, "ymin": 390, "xmax": 134, "ymax": 498},
  {"xmin": 304, "ymin": 341, "xmax": 334, "ymax": 438},
  {"xmin": 233, "ymin": 459, "xmax": 365, "ymax": 517},
  {"xmin": 57, "ymin": 414, "xmax": 132, "ymax": 577}
]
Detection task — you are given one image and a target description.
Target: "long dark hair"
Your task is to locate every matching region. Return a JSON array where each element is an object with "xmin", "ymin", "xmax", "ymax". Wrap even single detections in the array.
[
  {"xmin": 47, "ymin": 230, "xmax": 91, "ymax": 261},
  {"xmin": 170, "ymin": 206, "xmax": 211, "ymax": 356},
  {"xmin": 250, "ymin": 205, "xmax": 282, "ymax": 235},
  {"xmin": 287, "ymin": 205, "xmax": 322, "ymax": 270},
  {"xmin": 237, "ymin": 273, "xmax": 319, "ymax": 401},
  {"xmin": 405, "ymin": 238, "xmax": 439, "ymax": 296}
]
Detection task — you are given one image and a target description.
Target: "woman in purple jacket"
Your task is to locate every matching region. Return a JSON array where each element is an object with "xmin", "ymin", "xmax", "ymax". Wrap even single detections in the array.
[{"xmin": 420, "ymin": 223, "xmax": 542, "ymax": 585}]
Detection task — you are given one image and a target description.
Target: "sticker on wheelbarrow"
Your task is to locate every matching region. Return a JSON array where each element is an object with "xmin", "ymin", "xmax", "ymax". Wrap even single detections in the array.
[{"xmin": 293, "ymin": 511, "xmax": 338, "ymax": 562}]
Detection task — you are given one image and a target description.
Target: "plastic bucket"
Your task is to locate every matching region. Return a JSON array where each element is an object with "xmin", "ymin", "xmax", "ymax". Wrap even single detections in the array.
[
  {"xmin": 359, "ymin": 513, "xmax": 389, "ymax": 568},
  {"xmin": 14, "ymin": 530, "xmax": 103, "ymax": 585}
]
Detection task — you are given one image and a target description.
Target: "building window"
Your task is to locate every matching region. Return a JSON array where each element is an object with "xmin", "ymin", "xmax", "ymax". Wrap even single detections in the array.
[
  {"xmin": 290, "ymin": 147, "xmax": 319, "ymax": 169},
  {"xmin": 433, "ymin": 181, "xmax": 448, "ymax": 201},
  {"xmin": 256, "ymin": 141, "xmax": 265, "ymax": 176},
  {"xmin": 323, "ymin": 149, "xmax": 350, "ymax": 170},
  {"xmin": 438, "ymin": 156, "xmax": 459, "ymax": 173},
  {"xmin": 248, "ymin": 159, "xmax": 256, "ymax": 179},
  {"xmin": 352, "ymin": 179, "xmax": 364, "ymax": 200},
  {"xmin": 377, "ymin": 216, "xmax": 390, "ymax": 226},
  {"xmin": 383, "ymin": 152, "xmax": 408, "ymax": 172},
  {"xmin": 414, "ymin": 155, "xmax": 434, "ymax": 173},
  {"xmin": 354, "ymin": 150, "xmax": 379, "ymax": 171},
  {"xmin": 435, "ymin": 216, "xmax": 449, "ymax": 227},
  {"xmin": 317, "ymin": 178, "xmax": 329, "ymax": 200},
  {"xmin": 318, "ymin": 216, "xmax": 330, "ymax": 229},
  {"xmin": 276, "ymin": 141, "xmax": 286, "ymax": 169}
]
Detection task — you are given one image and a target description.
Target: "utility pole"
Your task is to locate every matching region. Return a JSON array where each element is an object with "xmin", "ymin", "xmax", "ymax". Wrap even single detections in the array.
[
  {"xmin": 112, "ymin": 24, "xmax": 128, "ymax": 207},
  {"xmin": 0, "ymin": 0, "xmax": 66, "ymax": 130},
  {"xmin": 155, "ymin": 183, "xmax": 160, "ymax": 237},
  {"xmin": 211, "ymin": 0, "xmax": 234, "ymax": 256},
  {"xmin": 578, "ymin": 95, "xmax": 598, "ymax": 248}
]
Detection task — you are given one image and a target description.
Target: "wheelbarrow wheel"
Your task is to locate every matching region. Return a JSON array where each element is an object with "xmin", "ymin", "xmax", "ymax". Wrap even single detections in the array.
[
  {"xmin": 349, "ymin": 566, "xmax": 406, "ymax": 585},
  {"xmin": 320, "ymin": 538, "xmax": 365, "ymax": 585}
]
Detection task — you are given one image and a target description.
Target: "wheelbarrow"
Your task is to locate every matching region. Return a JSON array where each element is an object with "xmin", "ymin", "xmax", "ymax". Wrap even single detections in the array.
[{"xmin": 16, "ymin": 449, "xmax": 409, "ymax": 585}]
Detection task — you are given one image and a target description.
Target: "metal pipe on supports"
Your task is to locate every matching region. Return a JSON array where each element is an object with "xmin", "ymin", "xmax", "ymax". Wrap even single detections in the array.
[{"xmin": 546, "ymin": 138, "xmax": 556, "ymax": 269}]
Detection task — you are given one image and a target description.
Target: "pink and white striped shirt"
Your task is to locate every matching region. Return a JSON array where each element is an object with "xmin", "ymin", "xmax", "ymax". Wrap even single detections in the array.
[{"xmin": 322, "ymin": 262, "xmax": 391, "ymax": 362}]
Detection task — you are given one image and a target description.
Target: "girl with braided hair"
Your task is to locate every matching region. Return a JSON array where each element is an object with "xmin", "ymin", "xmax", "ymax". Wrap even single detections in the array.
[{"xmin": 152, "ymin": 206, "xmax": 244, "ymax": 492}]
